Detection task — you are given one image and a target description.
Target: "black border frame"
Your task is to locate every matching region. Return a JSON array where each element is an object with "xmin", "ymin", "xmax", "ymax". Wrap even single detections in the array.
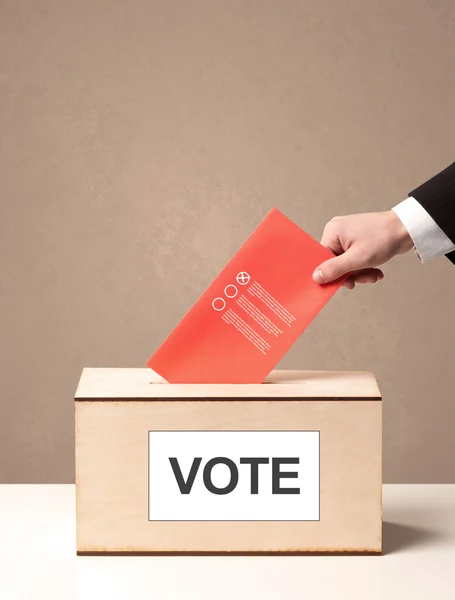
[{"xmin": 147, "ymin": 429, "xmax": 321, "ymax": 522}]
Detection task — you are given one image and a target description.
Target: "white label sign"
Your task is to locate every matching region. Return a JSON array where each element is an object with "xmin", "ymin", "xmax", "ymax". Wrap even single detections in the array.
[{"xmin": 148, "ymin": 431, "xmax": 320, "ymax": 521}]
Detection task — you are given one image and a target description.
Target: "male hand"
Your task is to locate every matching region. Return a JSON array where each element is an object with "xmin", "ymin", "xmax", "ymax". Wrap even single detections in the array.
[{"xmin": 313, "ymin": 211, "xmax": 414, "ymax": 289}]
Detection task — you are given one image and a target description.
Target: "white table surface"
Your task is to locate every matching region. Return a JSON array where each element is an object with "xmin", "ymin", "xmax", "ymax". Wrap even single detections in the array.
[{"xmin": 1, "ymin": 485, "xmax": 454, "ymax": 600}]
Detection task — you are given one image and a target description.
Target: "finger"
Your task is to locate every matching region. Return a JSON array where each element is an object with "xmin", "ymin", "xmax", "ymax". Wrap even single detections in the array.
[
  {"xmin": 350, "ymin": 268, "xmax": 384, "ymax": 284},
  {"xmin": 355, "ymin": 274, "xmax": 380, "ymax": 283},
  {"xmin": 343, "ymin": 277, "xmax": 356, "ymax": 290},
  {"xmin": 313, "ymin": 250, "xmax": 359, "ymax": 284},
  {"xmin": 320, "ymin": 225, "xmax": 343, "ymax": 256}
]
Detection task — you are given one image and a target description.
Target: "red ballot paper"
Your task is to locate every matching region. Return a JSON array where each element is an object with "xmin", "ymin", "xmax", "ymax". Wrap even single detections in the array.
[{"xmin": 147, "ymin": 208, "xmax": 344, "ymax": 383}]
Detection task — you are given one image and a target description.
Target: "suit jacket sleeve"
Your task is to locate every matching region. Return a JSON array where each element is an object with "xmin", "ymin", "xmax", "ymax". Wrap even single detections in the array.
[{"xmin": 409, "ymin": 161, "xmax": 455, "ymax": 264}]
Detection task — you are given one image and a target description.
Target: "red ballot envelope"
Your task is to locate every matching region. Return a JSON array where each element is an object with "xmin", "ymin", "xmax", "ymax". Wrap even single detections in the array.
[{"xmin": 147, "ymin": 208, "xmax": 345, "ymax": 383}]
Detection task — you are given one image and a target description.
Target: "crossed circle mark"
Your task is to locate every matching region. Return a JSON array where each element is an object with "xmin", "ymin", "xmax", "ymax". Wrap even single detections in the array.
[{"xmin": 236, "ymin": 271, "xmax": 250, "ymax": 285}]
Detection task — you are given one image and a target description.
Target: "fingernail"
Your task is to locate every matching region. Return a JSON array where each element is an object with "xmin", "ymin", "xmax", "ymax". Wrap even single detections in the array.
[{"xmin": 313, "ymin": 268, "xmax": 325, "ymax": 284}]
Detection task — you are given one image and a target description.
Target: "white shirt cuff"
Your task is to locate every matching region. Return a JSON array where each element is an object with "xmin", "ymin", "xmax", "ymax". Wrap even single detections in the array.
[{"xmin": 392, "ymin": 197, "xmax": 455, "ymax": 262}]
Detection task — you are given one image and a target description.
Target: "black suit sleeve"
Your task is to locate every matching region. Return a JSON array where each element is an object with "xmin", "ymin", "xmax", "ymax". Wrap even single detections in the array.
[{"xmin": 409, "ymin": 161, "xmax": 455, "ymax": 264}]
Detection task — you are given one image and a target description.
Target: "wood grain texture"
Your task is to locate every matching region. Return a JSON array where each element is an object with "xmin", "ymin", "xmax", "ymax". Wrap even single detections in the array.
[
  {"xmin": 75, "ymin": 367, "xmax": 381, "ymax": 399},
  {"xmin": 75, "ymin": 370, "xmax": 382, "ymax": 553}
]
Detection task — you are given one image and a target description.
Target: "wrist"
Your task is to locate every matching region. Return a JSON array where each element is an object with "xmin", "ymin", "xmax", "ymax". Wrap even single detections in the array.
[{"xmin": 387, "ymin": 210, "xmax": 414, "ymax": 255}]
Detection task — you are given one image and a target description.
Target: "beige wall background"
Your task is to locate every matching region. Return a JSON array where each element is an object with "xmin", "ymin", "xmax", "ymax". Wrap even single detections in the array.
[{"xmin": 1, "ymin": 0, "xmax": 454, "ymax": 483}]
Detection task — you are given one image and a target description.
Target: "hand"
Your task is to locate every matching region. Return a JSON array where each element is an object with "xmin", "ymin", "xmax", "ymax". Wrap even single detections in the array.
[{"xmin": 313, "ymin": 210, "xmax": 414, "ymax": 289}]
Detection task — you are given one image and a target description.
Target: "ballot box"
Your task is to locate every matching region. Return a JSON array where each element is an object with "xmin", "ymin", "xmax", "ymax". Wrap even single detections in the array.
[{"xmin": 75, "ymin": 368, "xmax": 382, "ymax": 554}]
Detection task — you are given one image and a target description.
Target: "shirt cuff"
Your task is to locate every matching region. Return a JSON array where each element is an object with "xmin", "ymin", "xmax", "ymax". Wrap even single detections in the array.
[{"xmin": 392, "ymin": 197, "xmax": 455, "ymax": 262}]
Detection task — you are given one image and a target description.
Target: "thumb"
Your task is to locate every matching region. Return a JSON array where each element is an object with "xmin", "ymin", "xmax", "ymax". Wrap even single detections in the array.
[{"xmin": 313, "ymin": 251, "xmax": 356, "ymax": 284}]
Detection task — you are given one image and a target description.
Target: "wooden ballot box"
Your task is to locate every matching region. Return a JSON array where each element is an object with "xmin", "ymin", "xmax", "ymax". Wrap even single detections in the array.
[{"xmin": 75, "ymin": 368, "xmax": 382, "ymax": 554}]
